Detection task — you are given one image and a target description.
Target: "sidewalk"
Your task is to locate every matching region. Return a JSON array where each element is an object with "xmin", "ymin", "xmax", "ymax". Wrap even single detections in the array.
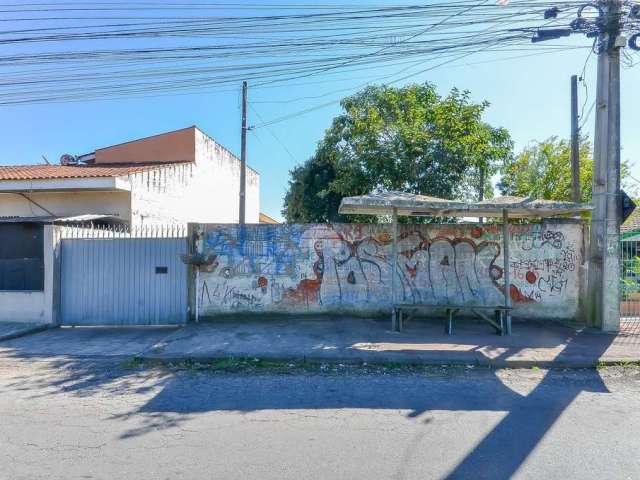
[{"xmin": 0, "ymin": 317, "xmax": 638, "ymax": 367}]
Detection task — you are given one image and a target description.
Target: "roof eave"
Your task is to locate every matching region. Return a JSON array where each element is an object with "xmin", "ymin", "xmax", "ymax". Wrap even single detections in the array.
[{"xmin": 0, "ymin": 176, "xmax": 130, "ymax": 192}]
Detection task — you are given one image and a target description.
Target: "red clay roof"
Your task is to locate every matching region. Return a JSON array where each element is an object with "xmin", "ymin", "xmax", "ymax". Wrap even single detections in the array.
[{"xmin": 0, "ymin": 163, "xmax": 185, "ymax": 181}]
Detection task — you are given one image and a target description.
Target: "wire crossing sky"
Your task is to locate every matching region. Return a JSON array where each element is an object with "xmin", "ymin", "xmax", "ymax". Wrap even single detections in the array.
[
  {"xmin": 0, "ymin": 0, "xmax": 639, "ymax": 219},
  {"xmin": 0, "ymin": 0, "xmax": 613, "ymax": 105}
]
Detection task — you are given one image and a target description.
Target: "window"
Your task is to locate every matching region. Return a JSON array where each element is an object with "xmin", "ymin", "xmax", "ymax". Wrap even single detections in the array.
[{"xmin": 0, "ymin": 223, "xmax": 44, "ymax": 291}]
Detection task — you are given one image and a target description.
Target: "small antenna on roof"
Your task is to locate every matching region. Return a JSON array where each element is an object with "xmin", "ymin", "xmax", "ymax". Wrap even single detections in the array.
[
  {"xmin": 41, "ymin": 155, "xmax": 50, "ymax": 165},
  {"xmin": 59, "ymin": 154, "xmax": 78, "ymax": 165}
]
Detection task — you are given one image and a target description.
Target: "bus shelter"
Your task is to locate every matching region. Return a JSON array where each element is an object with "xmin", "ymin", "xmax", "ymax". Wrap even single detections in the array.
[{"xmin": 338, "ymin": 191, "xmax": 591, "ymax": 334}]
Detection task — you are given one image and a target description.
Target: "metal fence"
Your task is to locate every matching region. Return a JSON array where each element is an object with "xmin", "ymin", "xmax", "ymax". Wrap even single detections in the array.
[
  {"xmin": 56, "ymin": 223, "xmax": 187, "ymax": 239},
  {"xmin": 620, "ymin": 236, "xmax": 640, "ymax": 322}
]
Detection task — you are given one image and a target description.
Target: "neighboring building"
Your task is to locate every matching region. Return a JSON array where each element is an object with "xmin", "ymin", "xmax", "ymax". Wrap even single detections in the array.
[
  {"xmin": 259, "ymin": 212, "xmax": 279, "ymax": 224},
  {"xmin": 621, "ymin": 209, "xmax": 640, "ymax": 265},
  {"xmin": 0, "ymin": 126, "xmax": 260, "ymax": 226},
  {"xmin": 621, "ymin": 208, "xmax": 640, "ymax": 317},
  {"xmin": 622, "ymin": 208, "xmax": 640, "ymax": 241},
  {"xmin": 0, "ymin": 126, "xmax": 261, "ymax": 324}
]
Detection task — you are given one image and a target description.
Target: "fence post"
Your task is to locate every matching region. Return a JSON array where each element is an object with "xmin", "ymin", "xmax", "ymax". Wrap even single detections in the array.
[
  {"xmin": 391, "ymin": 207, "xmax": 399, "ymax": 331},
  {"xmin": 186, "ymin": 223, "xmax": 197, "ymax": 323}
]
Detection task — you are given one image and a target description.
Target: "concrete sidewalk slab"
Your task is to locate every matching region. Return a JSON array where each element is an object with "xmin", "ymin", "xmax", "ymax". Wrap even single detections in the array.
[
  {"xmin": 0, "ymin": 318, "xmax": 638, "ymax": 368},
  {"xmin": 0, "ymin": 326, "xmax": 179, "ymax": 358},
  {"xmin": 143, "ymin": 318, "xmax": 640, "ymax": 367},
  {"xmin": 0, "ymin": 322, "xmax": 49, "ymax": 342}
]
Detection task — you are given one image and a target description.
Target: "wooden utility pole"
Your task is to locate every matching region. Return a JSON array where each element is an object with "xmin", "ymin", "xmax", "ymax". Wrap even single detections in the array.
[
  {"xmin": 239, "ymin": 80, "xmax": 248, "ymax": 224},
  {"xmin": 587, "ymin": 0, "xmax": 622, "ymax": 331},
  {"xmin": 570, "ymin": 74, "xmax": 580, "ymax": 203}
]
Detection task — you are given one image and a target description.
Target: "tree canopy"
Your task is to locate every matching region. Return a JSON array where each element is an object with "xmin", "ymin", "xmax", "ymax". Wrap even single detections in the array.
[
  {"xmin": 282, "ymin": 83, "xmax": 513, "ymax": 223},
  {"xmin": 499, "ymin": 136, "xmax": 638, "ymax": 208},
  {"xmin": 498, "ymin": 136, "xmax": 594, "ymax": 203}
]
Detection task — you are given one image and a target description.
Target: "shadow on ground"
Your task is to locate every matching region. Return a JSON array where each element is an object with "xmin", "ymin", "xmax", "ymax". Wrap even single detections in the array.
[{"xmin": 0, "ymin": 318, "xmax": 620, "ymax": 479}]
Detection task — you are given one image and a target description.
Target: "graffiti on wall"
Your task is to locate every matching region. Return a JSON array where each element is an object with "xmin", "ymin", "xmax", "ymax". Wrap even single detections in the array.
[
  {"xmin": 196, "ymin": 222, "xmax": 582, "ymax": 315},
  {"xmin": 508, "ymin": 228, "xmax": 579, "ymax": 302}
]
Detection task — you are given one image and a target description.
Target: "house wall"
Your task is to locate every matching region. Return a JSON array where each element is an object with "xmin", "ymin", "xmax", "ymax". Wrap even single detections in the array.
[
  {"xmin": 0, "ymin": 225, "xmax": 55, "ymax": 324},
  {"xmin": 126, "ymin": 129, "xmax": 260, "ymax": 226},
  {"xmin": 194, "ymin": 221, "xmax": 585, "ymax": 321},
  {"xmin": 0, "ymin": 191, "xmax": 131, "ymax": 222},
  {"xmin": 194, "ymin": 129, "xmax": 259, "ymax": 224}
]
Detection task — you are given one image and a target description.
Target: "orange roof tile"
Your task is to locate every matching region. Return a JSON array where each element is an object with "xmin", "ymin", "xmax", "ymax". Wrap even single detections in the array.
[{"xmin": 0, "ymin": 163, "xmax": 187, "ymax": 181}]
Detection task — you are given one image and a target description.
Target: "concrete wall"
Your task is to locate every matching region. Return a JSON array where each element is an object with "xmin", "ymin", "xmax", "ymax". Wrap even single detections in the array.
[
  {"xmin": 194, "ymin": 221, "xmax": 585, "ymax": 321},
  {"xmin": 0, "ymin": 225, "xmax": 55, "ymax": 324},
  {"xmin": 126, "ymin": 129, "xmax": 259, "ymax": 226},
  {"xmin": 0, "ymin": 191, "xmax": 131, "ymax": 222}
]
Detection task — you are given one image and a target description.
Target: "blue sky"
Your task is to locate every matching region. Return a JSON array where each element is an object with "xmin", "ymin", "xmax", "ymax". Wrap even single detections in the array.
[{"xmin": 1, "ymin": 1, "xmax": 639, "ymax": 221}]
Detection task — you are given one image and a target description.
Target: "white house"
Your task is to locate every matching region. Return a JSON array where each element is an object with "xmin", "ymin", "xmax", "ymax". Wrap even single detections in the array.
[
  {"xmin": 0, "ymin": 126, "xmax": 260, "ymax": 226},
  {"xmin": 0, "ymin": 126, "xmax": 261, "ymax": 324}
]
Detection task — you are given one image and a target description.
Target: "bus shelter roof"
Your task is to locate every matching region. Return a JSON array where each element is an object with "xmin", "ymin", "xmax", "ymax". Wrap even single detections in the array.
[{"xmin": 338, "ymin": 191, "xmax": 592, "ymax": 219}]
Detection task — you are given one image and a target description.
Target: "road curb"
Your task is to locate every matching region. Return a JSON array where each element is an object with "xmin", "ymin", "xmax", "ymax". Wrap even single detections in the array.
[
  {"xmin": 135, "ymin": 352, "xmax": 640, "ymax": 369},
  {"xmin": 0, "ymin": 324, "xmax": 51, "ymax": 343},
  {"xmin": 2, "ymin": 352, "xmax": 635, "ymax": 369}
]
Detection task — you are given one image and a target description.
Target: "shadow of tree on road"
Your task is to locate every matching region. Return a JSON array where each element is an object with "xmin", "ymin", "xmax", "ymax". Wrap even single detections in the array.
[{"xmin": 0, "ymin": 323, "xmax": 618, "ymax": 479}]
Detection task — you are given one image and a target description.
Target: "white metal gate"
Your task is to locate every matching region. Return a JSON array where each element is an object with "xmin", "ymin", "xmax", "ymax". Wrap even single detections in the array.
[{"xmin": 59, "ymin": 226, "xmax": 188, "ymax": 326}]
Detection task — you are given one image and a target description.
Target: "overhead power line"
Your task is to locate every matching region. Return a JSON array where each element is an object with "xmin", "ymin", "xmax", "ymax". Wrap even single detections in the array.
[
  {"xmin": 249, "ymin": 102, "xmax": 297, "ymax": 162},
  {"xmin": 0, "ymin": 1, "xmax": 625, "ymax": 106}
]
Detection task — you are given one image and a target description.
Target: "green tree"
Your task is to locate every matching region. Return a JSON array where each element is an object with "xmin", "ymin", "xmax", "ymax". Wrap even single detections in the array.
[
  {"xmin": 498, "ymin": 136, "xmax": 594, "ymax": 202},
  {"xmin": 282, "ymin": 83, "xmax": 513, "ymax": 223}
]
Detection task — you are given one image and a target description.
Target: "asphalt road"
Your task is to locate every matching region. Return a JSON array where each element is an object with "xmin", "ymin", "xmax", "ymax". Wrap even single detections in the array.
[{"xmin": 0, "ymin": 358, "xmax": 639, "ymax": 480}]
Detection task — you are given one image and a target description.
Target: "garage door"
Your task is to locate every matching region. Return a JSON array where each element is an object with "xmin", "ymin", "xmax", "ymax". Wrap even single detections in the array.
[{"xmin": 60, "ymin": 236, "xmax": 187, "ymax": 326}]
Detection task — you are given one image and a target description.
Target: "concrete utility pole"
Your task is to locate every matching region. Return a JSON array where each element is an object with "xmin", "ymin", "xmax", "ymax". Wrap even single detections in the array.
[
  {"xmin": 478, "ymin": 165, "xmax": 485, "ymax": 224},
  {"xmin": 239, "ymin": 80, "xmax": 248, "ymax": 224},
  {"xmin": 587, "ymin": 0, "xmax": 622, "ymax": 331},
  {"xmin": 570, "ymin": 74, "xmax": 580, "ymax": 203}
]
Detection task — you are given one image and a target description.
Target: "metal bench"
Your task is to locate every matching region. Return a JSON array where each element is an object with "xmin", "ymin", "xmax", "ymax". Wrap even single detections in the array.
[{"xmin": 393, "ymin": 304, "xmax": 512, "ymax": 335}]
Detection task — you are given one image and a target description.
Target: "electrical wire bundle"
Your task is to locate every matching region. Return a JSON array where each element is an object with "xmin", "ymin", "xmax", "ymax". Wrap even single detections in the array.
[{"xmin": 0, "ymin": 1, "xmax": 620, "ymax": 107}]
